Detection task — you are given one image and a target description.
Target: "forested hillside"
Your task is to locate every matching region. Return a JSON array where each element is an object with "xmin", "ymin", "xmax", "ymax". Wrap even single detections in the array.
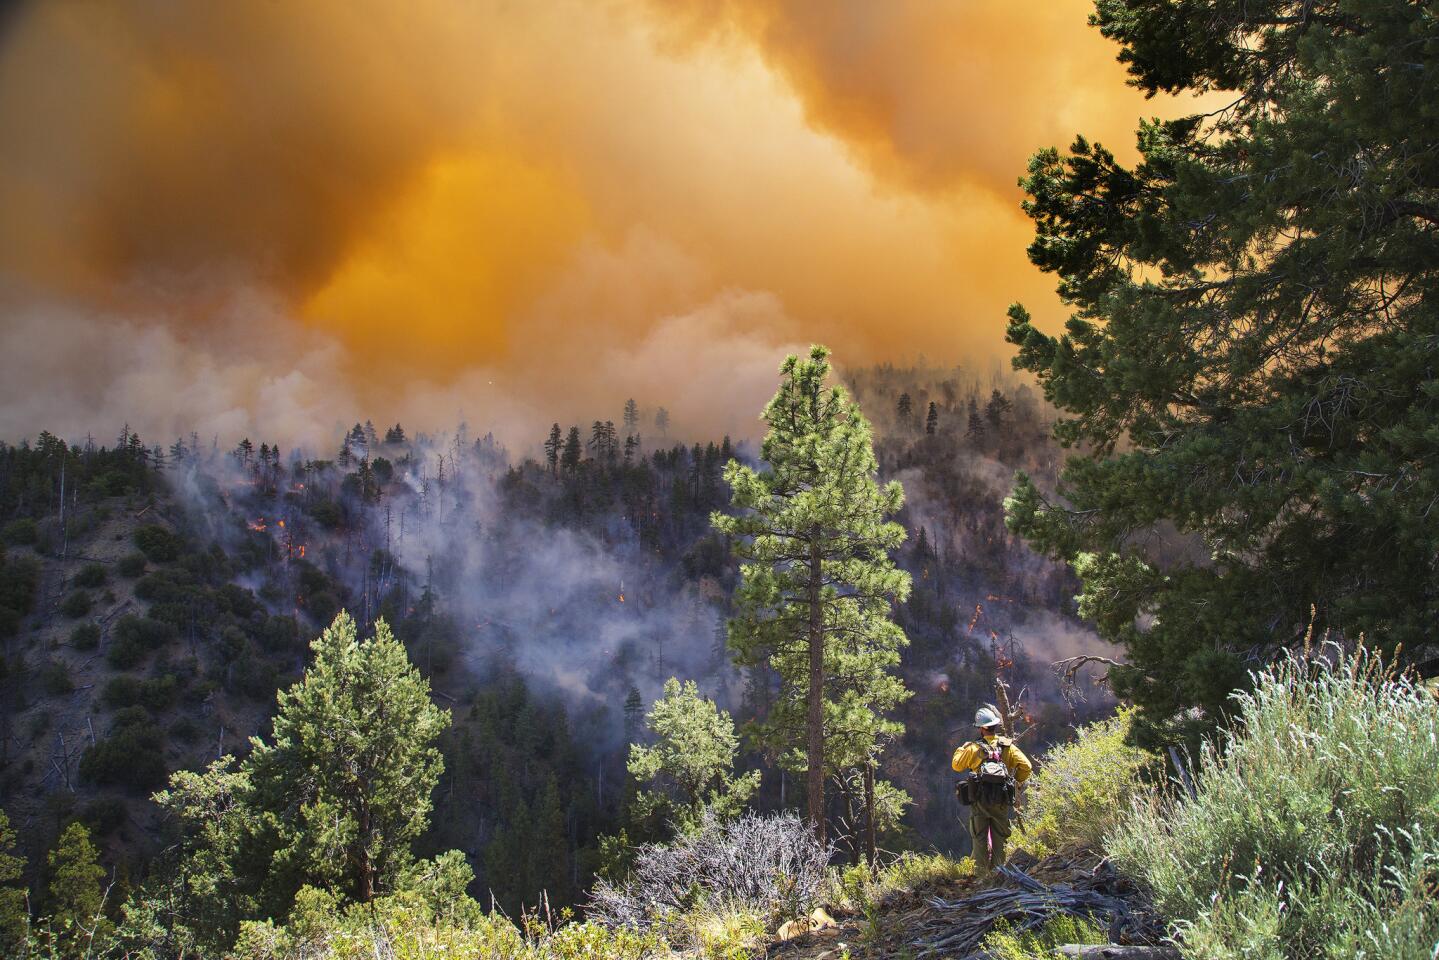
[
  {"xmin": 0, "ymin": 360, "xmax": 1105, "ymax": 928},
  {"xmin": 4, "ymin": 1, "xmax": 1437, "ymax": 956}
]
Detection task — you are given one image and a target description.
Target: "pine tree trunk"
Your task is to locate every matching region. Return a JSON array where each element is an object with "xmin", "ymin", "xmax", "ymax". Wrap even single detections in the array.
[
  {"xmin": 863, "ymin": 761, "xmax": 877, "ymax": 869},
  {"xmin": 807, "ymin": 536, "xmax": 826, "ymax": 844},
  {"xmin": 358, "ymin": 808, "xmax": 375, "ymax": 902}
]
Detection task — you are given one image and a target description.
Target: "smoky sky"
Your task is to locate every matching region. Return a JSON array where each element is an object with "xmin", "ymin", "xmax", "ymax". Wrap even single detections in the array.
[{"xmin": 0, "ymin": 0, "xmax": 1204, "ymax": 449}]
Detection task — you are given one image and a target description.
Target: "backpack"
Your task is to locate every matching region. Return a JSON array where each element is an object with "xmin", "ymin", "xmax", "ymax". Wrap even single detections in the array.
[{"xmin": 955, "ymin": 738, "xmax": 1017, "ymax": 807}]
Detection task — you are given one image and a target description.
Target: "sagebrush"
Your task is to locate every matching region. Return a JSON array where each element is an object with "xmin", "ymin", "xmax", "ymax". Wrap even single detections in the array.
[
  {"xmin": 587, "ymin": 810, "xmax": 831, "ymax": 941},
  {"xmin": 1108, "ymin": 650, "xmax": 1439, "ymax": 959}
]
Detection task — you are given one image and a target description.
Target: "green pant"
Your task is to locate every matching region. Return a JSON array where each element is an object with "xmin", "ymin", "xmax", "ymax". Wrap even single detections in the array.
[{"xmin": 969, "ymin": 800, "xmax": 1012, "ymax": 874}]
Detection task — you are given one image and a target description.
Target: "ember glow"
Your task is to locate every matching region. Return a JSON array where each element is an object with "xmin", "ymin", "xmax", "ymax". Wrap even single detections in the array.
[{"xmin": 0, "ymin": 0, "xmax": 1210, "ymax": 446}]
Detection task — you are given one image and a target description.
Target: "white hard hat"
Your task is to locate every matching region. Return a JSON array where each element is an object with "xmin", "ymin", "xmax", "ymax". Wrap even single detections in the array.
[{"xmin": 974, "ymin": 706, "xmax": 1002, "ymax": 728}]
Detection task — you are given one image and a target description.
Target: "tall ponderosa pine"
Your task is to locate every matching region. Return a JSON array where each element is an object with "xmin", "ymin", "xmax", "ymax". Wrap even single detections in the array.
[
  {"xmin": 713, "ymin": 346, "xmax": 911, "ymax": 841},
  {"xmin": 1005, "ymin": 0, "xmax": 1439, "ymax": 744}
]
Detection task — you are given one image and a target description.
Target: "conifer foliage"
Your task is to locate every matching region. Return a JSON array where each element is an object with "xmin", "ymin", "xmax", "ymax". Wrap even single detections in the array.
[
  {"xmin": 627, "ymin": 678, "xmax": 760, "ymax": 833},
  {"xmin": 1005, "ymin": 0, "xmax": 1439, "ymax": 743},
  {"xmin": 248, "ymin": 611, "xmax": 448, "ymax": 903},
  {"xmin": 713, "ymin": 346, "xmax": 911, "ymax": 842},
  {"xmin": 39, "ymin": 823, "xmax": 111, "ymax": 959},
  {"xmin": 148, "ymin": 612, "xmax": 455, "ymax": 952},
  {"xmin": 0, "ymin": 811, "xmax": 24, "ymax": 956}
]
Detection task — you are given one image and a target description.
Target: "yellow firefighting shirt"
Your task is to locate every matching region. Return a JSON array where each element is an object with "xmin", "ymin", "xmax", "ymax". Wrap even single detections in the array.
[{"xmin": 951, "ymin": 732, "xmax": 1032, "ymax": 784}]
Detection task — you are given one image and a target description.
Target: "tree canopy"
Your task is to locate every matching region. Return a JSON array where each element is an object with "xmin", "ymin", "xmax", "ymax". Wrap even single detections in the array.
[
  {"xmin": 1005, "ymin": 0, "xmax": 1439, "ymax": 743},
  {"xmin": 627, "ymin": 677, "xmax": 760, "ymax": 833},
  {"xmin": 149, "ymin": 611, "xmax": 454, "ymax": 951}
]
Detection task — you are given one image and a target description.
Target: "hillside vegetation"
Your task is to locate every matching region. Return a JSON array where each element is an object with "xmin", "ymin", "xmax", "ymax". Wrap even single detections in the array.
[{"xmin": 3, "ymin": 610, "xmax": 1432, "ymax": 958}]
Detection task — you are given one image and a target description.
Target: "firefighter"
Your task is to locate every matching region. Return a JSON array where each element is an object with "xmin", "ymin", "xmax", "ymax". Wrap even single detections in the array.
[{"xmin": 952, "ymin": 705, "xmax": 1032, "ymax": 876}]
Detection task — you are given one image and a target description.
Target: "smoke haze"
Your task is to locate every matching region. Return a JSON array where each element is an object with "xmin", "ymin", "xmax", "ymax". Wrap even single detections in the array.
[{"xmin": 0, "ymin": 0, "xmax": 1204, "ymax": 447}]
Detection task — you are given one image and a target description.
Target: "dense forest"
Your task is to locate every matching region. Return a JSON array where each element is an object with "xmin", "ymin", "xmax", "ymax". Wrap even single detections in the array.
[{"xmin": 0, "ymin": 358, "xmax": 1107, "ymax": 944}]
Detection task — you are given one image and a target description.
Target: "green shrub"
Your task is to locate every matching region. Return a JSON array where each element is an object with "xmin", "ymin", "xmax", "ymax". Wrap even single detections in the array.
[
  {"xmin": 840, "ymin": 851, "xmax": 972, "ymax": 912},
  {"xmin": 1108, "ymin": 650, "xmax": 1439, "ymax": 958},
  {"xmin": 79, "ymin": 707, "xmax": 166, "ymax": 792},
  {"xmin": 69, "ymin": 623, "xmax": 101, "ymax": 650},
  {"xmin": 979, "ymin": 915, "xmax": 1107, "ymax": 960},
  {"xmin": 255, "ymin": 615, "xmax": 300, "ymax": 654},
  {"xmin": 116, "ymin": 552, "xmax": 147, "ymax": 578},
  {"xmin": 169, "ymin": 717, "xmax": 199, "ymax": 743},
  {"xmin": 133, "ymin": 524, "xmax": 181, "ymax": 563},
  {"xmin": 0, "ymin": 552, "xmax": 40, "ymax": 637},
  {"xmin": 102, "ymin": 675, "xmax": 141, "ymax": 708},
  {"xmin": 134, "ymin": 569, "xmax": 194, "ymax": 604},
  {"xmin": 228, "ymin": 888, "xmax": 660, "ymax": 960},
  {"xmin": 1012, "ymin": 706, "xmax": 1160, "ymax": 859},
  {"xmin": 107, "ymin": 615, "xmax": 176, "ymax": 668},
  {"xmin": 1, "ymin": 518, "xmax": 37, "ymax": 546},
  {"xmin": 73, "ymin": 563, "xmax": 107, "ymax": 588},
  {"xmin": 59, "ymin": 590, "xmax": 93, "ymax": 618},
  {"xmin": 81, "ymin": 797, "xmax": 128, "ymax": 837},
  {"xmin": 39, "ymin": 659, "xmax": 74, "ymax": 696},
  {"xmin": 103, "ymin": 673, "xmax": 179, "ymax": 711}
]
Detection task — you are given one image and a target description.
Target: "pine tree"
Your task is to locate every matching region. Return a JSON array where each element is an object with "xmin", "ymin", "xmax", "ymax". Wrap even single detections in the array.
[
  {"xmin": 897, "ymin": 392, "xmax": 913, "ymax": 421},
  {"xmin": 529, "ymin": 776, "xmax": 569, "ymax": 905},
  {"xmin": 544, "ymin": 423, "xmax": 563, "ymax": 478},
  {"xmin": 623, "ymin": 398, "xmax": 639, "ymax": 436},
  {"xmin": 384, "ymin": 423, "xmax": 406, "ymax": 445},
  {"xmin": 654, "ymin": 407, "xmax": 670, "ymax": 437},
  {"xmin": 713, "ymin": 346, "xmax": 911, "ymax": 842},
  {"xmin": 561, "ymin": 426, "xmax": 582, "ymax": 475},
  {"xmin": 622, "ymin": 685, "xmax": 644, "ymax": 744},
  {"xmin": 246, "ymin": 611, "xmax": 448, "ymax": 902},
  {"xmin": 627, "ymin": 678, "xmax": 760, "ymax": 833},
  {"xmin": 604, "ymin": 421, "xmax": 619, "ymax": 462},
  {"xmin": 926, "ymin": 401, "xmax": 939, "ymax": 435},
  {"xmin": 0, "ymin": 810, "xmax": 27, "ymax": 957},
  {"xmin": 984, "ymin": 389, "xmax": 1011, "ymax": 430},
  {"xmin": 1005, "ymin": 0, "xmax": 1439, "ymax": 744},
  {"xmin": 966, "ymin": 396, "xmax": 986, "ymax": 443},
  {"xmin": 42, "ymin": 822, "xmax": 110, "ymax": 959}
]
